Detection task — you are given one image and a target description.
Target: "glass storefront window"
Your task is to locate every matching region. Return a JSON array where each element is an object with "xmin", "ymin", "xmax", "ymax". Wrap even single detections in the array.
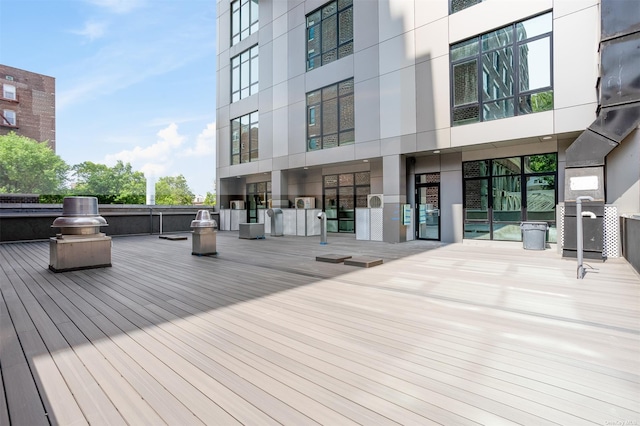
[
  {"xmin": 323, "ymin": 171, "xmax": 369, "ymax": 233},
  {"xmin": 463, "ymin": 153, "xmax": 557, "ymax": 241},
  {"xmin": 463, "ymin": 160, "xmax": 490, "ymax": 178}
]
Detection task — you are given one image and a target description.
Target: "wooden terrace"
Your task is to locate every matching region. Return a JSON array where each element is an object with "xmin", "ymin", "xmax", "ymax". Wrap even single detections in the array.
[{"xmin": 1, "ymin": 232, "xmax": 639, "ymax": 425}]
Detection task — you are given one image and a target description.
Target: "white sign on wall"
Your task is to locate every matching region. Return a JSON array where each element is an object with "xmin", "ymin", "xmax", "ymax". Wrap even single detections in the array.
[{"xmin": 570, "ymin": 175, "xmax": 599, "ymax": 191}]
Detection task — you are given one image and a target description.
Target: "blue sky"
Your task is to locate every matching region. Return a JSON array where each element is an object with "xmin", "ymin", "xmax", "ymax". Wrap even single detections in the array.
[{"xmin": 0, "ymin": 0, "xmax": 217, "ymax": 197}]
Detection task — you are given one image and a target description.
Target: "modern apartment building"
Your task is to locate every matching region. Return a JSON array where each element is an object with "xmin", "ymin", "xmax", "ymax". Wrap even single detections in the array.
[
  {"xmin": 0, "ymin": 64, "xmax": 56, "ymax": 150},
  {"xmin": 215, "ymin": 0, "xmax": 640, "ymax": 245}
]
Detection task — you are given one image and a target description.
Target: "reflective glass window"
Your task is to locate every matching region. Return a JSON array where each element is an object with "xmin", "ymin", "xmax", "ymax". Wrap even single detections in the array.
[
  {"xmin": 231, "ymin": 0, "xmax": 259, "ymax": 45},
  {"xmin": 306, "ymin": 79, "xmax": 355, "ymax": 151},
  {"xmin": 230, "ymin": 111, "xmax": 258, "ymax": 164},
  {"xmin": 450, "ymin": 12, "xmax": 553, "ymax": 126},
  {"xmin": 231, "ymin": 45, "xmax": 258, "ymax": 102},
  {"xmin": 306, "ymin": 1, "xmax": 353, "ymax": 71}
]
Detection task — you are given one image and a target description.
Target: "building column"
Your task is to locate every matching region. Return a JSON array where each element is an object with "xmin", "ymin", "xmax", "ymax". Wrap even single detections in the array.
[
  {"xmin": 271, "ymin": 170, "xmax": 289, "ymax": 209},
  {"xmin": 382, "ymin": 154, "xmax": 407, "ymax": 243}
]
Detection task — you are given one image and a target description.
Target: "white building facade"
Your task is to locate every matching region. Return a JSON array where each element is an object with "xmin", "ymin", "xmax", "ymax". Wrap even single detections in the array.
[{"xmin": 216, "ymin": 0, "xmax": 640, "ymax": 245}]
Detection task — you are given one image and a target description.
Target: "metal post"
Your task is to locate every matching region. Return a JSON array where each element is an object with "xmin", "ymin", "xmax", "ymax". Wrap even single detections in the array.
[
  {"xmin": 576, "ymin": 195, "xmax": 594, "ymax": 279},
  {"xmin": 317, "ymin": 212, "xmax": 327, "ymax": 245}
]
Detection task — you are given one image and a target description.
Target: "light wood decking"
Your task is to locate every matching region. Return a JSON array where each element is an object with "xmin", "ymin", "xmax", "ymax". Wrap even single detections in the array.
[{"xmin": 1, "ymin": 232, "xmax": 639, "ymax": 425}]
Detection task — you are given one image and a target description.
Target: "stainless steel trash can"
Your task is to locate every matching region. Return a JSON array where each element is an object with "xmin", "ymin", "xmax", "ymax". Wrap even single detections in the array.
[
  {"xmin": 267, "ymin": 208, "xmax": 283, "ymax": 236},
  {"xmin": 520, "ymin": 222, "xmax": 548, "ymax": 250},
  {"xmin": 191, "ymin": 210, "xmax": 217, "ymax": 255}
]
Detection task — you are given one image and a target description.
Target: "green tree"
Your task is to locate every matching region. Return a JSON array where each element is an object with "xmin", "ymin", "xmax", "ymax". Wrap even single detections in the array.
[
  {"xmin": 0, "ymin": 132, "xmax": 69, "ymax": 194},
  {"xmin": 530, "ymin": 91, "xmax": 554, "ymax": 113},
  {"xmin": 72, "ymin": 160, "xmax": 145, "ymax": 204},
  {"xmin": 526, "ymin": 153, "xmax": 557, "ymax": 173},
  {"xmin": 203, "ymin": 191, "xmax": 216, "ymax": 206},
  {"xmin": 155, "ymin": 175, "xmax": 194, "ymax": 205}
]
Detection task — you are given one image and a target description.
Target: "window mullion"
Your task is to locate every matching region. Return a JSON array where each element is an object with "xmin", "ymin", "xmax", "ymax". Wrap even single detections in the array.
[{"xmin": 512, "ymin": 25, "xmax": 520, "ymax": 116}]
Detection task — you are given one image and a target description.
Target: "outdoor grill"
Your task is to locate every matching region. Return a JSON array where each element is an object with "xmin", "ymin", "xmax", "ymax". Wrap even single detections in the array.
[{"xmin": 49, "ymin": 196, "xmax": 112, "ymax": 272}]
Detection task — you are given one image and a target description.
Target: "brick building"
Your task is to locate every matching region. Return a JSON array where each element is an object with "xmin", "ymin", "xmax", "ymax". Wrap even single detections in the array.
[{"xmin": 0, "ymin": 64, "xmax": 56, "ymax": 151}]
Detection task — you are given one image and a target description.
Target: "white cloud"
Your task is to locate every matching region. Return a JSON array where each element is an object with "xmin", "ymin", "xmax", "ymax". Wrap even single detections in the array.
[
  {"xmin": 139, "ymin": 163, "xmax": 167, "ymax": 178},
  {"xmin": 85, "ymin": 0, "xmax": 146, "ymax": 14},
  {"xmin": 183, "ymin": 122, "xmax": 216, "ymax": 157},
  {"xmin": 104, "ymin": 122, "xmax": 185, "ymax": 170},
  {"xmin": 71, "ymin": 20, "xmax": 108, "ymax": 41}
]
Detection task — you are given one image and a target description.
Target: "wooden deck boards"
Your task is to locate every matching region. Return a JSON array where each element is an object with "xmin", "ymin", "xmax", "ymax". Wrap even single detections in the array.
[{"xmin": 1, "ymin": 232, "xmax": 639, "ymax": 425}]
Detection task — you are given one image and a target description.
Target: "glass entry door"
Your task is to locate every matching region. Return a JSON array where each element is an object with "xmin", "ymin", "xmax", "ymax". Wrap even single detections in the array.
[
  {"xmin": 416, "ymin": 174, "xmax": 440, "ymax": 240},
  {"xmin": 246, "ymin": 181, "xmax": 271, "ymax": 223}
]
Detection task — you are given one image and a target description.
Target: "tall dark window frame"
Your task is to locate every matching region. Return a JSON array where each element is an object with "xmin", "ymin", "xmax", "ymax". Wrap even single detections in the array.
[
  {"xmin": 306, "ymin": 0, "xmax": 353, "ymax": 71},
  {"xmin": 323, "ymin": 172, "xmax": 370, "ymax": 233},
  {"xmin": 463, "ymin": 153, "xmax": 558, "ymax": 241},
  {"xmin": 231, "ymin": 111, "xmax": 259, "ymax": 165},
  {"xmin": 450, "ymin": 12, "xmax": 554, "ymax": 126},
  {"xmin": 246, "ymin": 181, "xmax": 271, "ymax": 223},
  {"xmin": 231, "ymin": 0, "xmax": 259, "ymax": 46},
  {"xmin": 307, "ymin": 78, "xmax": 355, "ymax": 151}
]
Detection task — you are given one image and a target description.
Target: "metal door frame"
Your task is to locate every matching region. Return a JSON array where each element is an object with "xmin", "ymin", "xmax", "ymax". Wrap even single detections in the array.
[{"xmin": 415, "ymin": 177, "xmax": 441, "ymax": 241}]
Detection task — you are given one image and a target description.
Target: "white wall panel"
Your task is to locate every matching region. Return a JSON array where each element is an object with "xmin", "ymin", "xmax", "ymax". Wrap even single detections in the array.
[
  {"xmin": 449, "ymin": 0, "xmax": 552, "ymax": 44},
  {"xmin": 553, "ymin": 5, "xmax": 599, "ymax": 109},
  {"xmin": 378, "ymin": 0, "xmax": 415, "ymax": 43},
  {"xmin": 355, "ymin": 77, "xmax": 381, "ymax": 143},
  {"xmin": 451, "ymin": 111, "xmax": 553, "ymax": 148},
  {"xmin": 379, "ymin": 31, "xmax": 416, "ymax": 75},
  {"xmin": 379, "ymin": 67, "xmax": 417, "ymax": 139},
  {"xmin": 272, "ymin": 107, "xmax": 289, "ymax": 157},
  {"xmin": 415, "ymin": 16, "xmax": 448, "ymax": 61}
]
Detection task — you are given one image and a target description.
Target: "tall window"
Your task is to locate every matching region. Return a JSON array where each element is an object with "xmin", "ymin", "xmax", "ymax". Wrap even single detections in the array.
[
  {"xmin": 231, "ymin": 45, "xmax": 258, "ymax": 102},
  {"xmin": 2, "ymin": 110, "xmax": 16, "ymax": 126},
  {"xmin": 306, "ymin": 0, "xmax": 353, "ymax": 71},
  {"xmin": 231, "ymin": 0, "xmax": 258, "ymax": 45},
  {"xmin": 451, "ymin": 12, "xmax": 553, "ymax": 126},
  {"xmin": 231, "ymin": 111, "xmax": 258, "ymax": 165},
  {"xmin": 307, "ymin": 79, "xmax": 354, "ymax": 151},
  {"xmin": 2, "ymin": 84, "xmax": 16, "ymax": 100},
  {"xmin": 246, "ymin": 181, "xmax": 271, "ymax": 223},
  {"xmin": 323, "ymin": 172, "xmax": 370, "ymax": 233},
  {"xmin": 450, "ymin": 0, "xmax": 483, "ymax": 14},
  {"xmin": 463, "ymin": 153, "xmax": 557, "ymax": 241}
]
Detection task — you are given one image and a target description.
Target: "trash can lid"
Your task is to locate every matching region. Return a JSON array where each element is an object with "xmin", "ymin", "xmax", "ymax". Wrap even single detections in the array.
[
  {"xmin": 191, "ymin": 210, "xmax": 217, "ymax": 227},
  {"xmin": 520, "ymin": 221, "xmax": 549, "ymax": 229},
  {"xmin": 191, "ymin": 219, "xmax": 217, "ymax": 227}
]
